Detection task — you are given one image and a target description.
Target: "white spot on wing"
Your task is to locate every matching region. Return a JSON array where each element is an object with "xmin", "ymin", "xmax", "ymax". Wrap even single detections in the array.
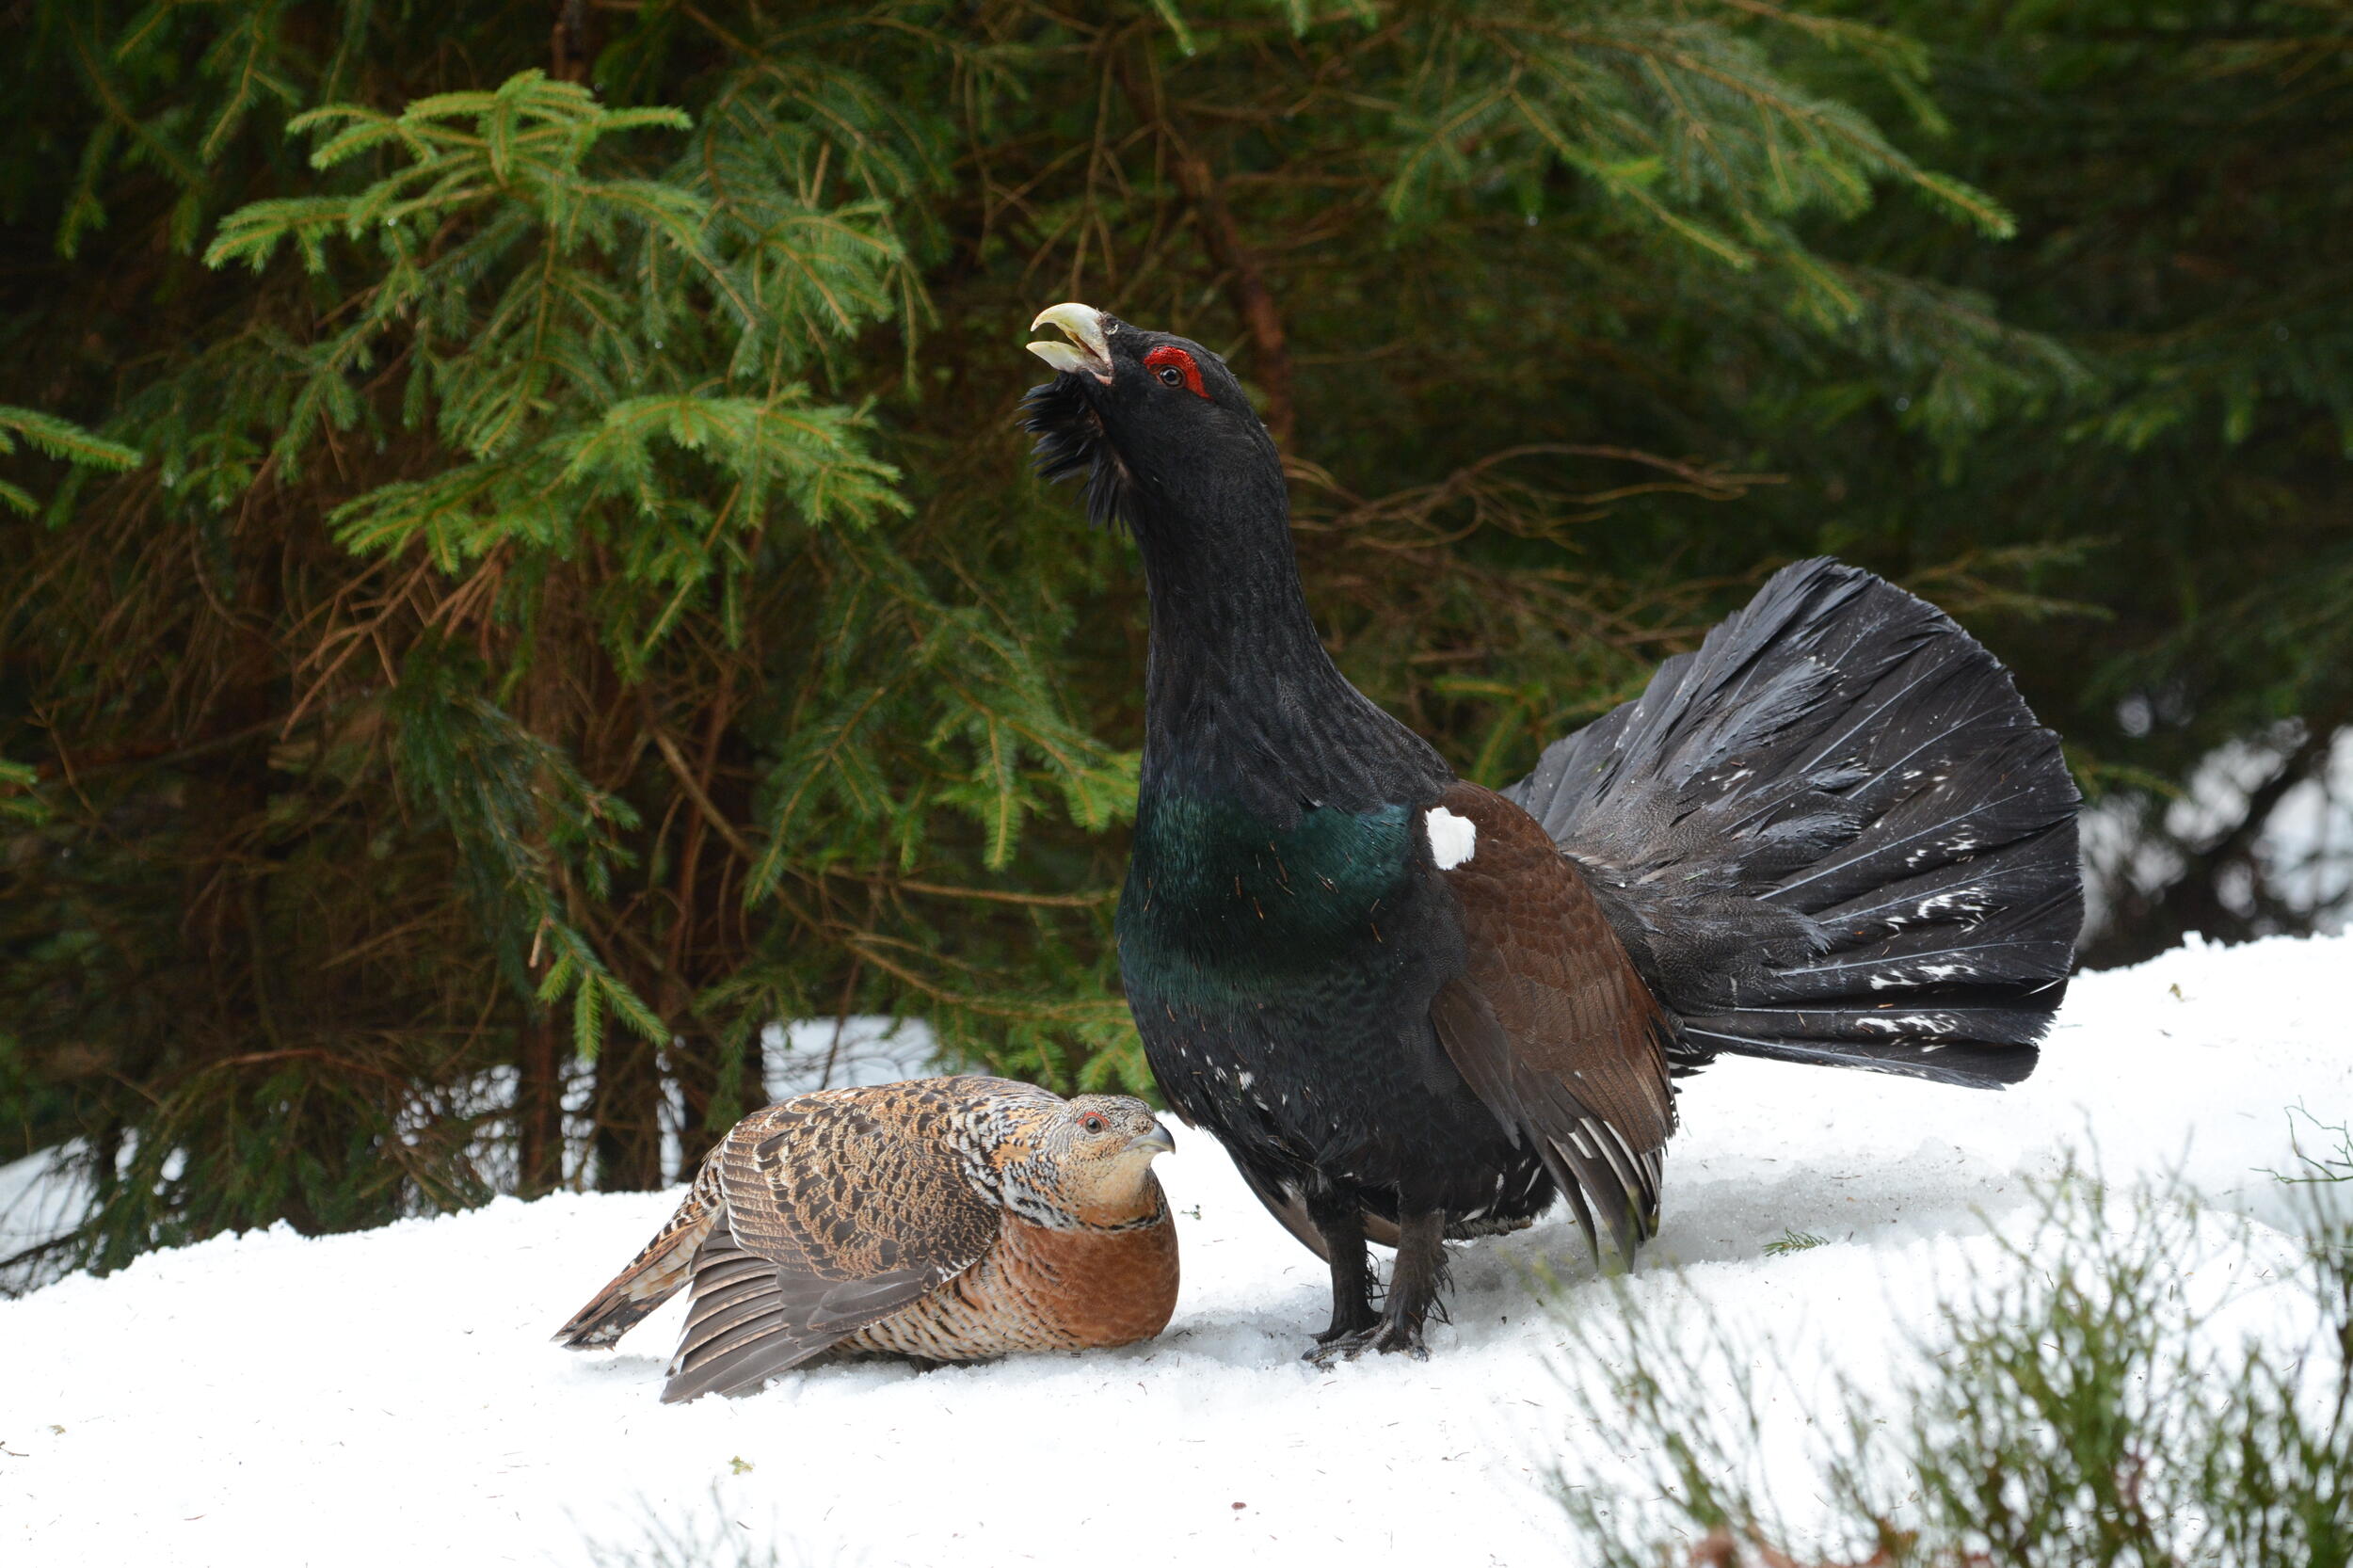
[{"xmin": 1426, "ymin": 806, "xmax": 1478, "ymax": 870}]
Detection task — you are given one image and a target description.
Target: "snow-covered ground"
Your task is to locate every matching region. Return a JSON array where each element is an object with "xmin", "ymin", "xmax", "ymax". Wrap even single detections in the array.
[{"xmin": 2, "ymin": 934, "xmax": 2343, "ymax": 1568}]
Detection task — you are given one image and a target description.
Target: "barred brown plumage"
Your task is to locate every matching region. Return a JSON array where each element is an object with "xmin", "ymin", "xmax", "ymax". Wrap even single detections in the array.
[{"xmin": 552, "ymin": 1076, "xmax": 1178, "ymax": 1401}]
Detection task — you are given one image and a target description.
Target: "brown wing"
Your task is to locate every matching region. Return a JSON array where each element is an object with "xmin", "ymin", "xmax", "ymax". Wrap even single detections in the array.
[
  {"xmin": 661, "ymin": 1080, "xmax": 1002, "ymax": 1402},
  {"xmin": 553, "ymin": 1156, "xmax": 722, "ymax": 1351},
  {"xmin": 1427, "ymin": 780, "xmax": 1676, "ymax": 1265}
]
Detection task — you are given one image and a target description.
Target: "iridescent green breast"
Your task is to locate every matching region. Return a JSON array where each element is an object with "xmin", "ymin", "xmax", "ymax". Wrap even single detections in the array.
[{"xmin": 1117, "ymin": 794, "xmax": 1413, "ymax": 1005}]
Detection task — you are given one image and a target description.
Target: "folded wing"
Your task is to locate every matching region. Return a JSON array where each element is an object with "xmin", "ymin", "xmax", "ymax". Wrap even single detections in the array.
[
  {"xmin": 1428, "ymin": 781, "xmax": 1676, "ymax": 1264},
  {"xmin": 662, "ymin": 1083, "xmax": 1000, "ymax": 1402}
]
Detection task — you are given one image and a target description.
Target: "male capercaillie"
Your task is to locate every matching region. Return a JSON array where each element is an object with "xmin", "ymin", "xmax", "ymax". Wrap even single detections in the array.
[{"xmin": 1023, "ymin": 303, "xmax": 2082, "ymax": 1361}]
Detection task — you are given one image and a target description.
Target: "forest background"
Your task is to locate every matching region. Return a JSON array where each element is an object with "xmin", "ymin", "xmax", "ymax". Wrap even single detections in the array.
[{"xmin": 2, "ymin": 0, "xmax": 2347, "ymax": 1284}]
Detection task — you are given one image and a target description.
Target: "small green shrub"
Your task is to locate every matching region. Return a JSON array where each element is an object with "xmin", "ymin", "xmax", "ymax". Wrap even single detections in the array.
[
  {"xmin": 2272, "ymin": 1105, "xmax": 2353, "ymax": 1190},
  {"xmin": 1555, "ymin": 1176, "xmax": 2352, "ymax": 1568}
]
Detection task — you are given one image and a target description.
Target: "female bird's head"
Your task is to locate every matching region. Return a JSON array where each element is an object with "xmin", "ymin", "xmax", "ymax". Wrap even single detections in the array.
[
  {"xmin": 1056, "ymin": 1094, "xmax": 1176, "ymax": 1225},
  {"xmin": 1020, "ymin": 302, "xmax": 1281, "ymax": 535},
  {"xmin": 991, "ymin": 1089, "xmax": 1176, "ymax": 1228}
]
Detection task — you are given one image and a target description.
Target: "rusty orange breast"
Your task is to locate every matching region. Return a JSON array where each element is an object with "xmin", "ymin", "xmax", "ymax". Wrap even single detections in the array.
[{"xmin": 997, "ymin": 1197, "xmax": 1179, "ymax": 1350}]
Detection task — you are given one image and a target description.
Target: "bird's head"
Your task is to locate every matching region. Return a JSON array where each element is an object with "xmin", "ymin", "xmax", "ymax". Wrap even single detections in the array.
[
  {"xmin": 1020, "ymin": 302, "xmax": 1279, "ymax": 533},
  {"xmin": 1020, "ymin": 1092, "xmax": 1175, "ymax": 1227}
]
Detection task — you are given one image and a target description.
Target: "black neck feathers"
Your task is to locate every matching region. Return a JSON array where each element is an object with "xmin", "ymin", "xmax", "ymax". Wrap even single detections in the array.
[
  {"xmin": 1019, "ymin": 362, "xmax": 1449, "ymax": 824},
  {"xmin": 1123, "ymin": 460, "xmax": 1449, "ymax": 824}
]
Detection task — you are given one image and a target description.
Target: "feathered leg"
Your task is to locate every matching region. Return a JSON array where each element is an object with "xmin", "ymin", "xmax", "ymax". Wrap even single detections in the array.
[
  {"xmin": 1304, "ymin": 1190, "xmax": 1379, "ymax": 1351},
  {"xmin": 1312, "ymin": 1208, "xmax": 1446, "ymax": 1364},
  {"xmin": 552, "ymin": 1160, "xmax": 720, "ymax": 1350}
]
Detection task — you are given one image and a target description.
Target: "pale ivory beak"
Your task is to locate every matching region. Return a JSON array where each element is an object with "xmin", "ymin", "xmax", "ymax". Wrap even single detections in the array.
[
  {"xmin": 1128, "ymin": 1123, "xmax": 1176, "ymax": 1159},
  {"xmin": 1027, "ymin": 302, "xmax": 1113, "ymax": 383}
]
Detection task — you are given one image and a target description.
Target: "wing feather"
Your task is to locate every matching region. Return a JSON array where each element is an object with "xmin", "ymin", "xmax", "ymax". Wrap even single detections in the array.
[
  {"xmin": 1428, "ymin": 781, "xmax": 1676, "ymax": 1264},
  {"xmin": 660, "ymin": 1081, "xmax": 1004, "ymax": 1401}
]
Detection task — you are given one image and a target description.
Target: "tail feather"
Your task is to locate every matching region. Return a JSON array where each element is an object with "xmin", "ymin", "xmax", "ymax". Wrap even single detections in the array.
[
  {"xmin": 1508, "ymin": 559, "xmax": 2082, "ymax": 1089},
  {"xmin": 552, "ymin": 1162, "xmax": 720, "ymax": 1351},
  {"xmin": 1673, "ymin": 1022, "xmax": 2041, "ymax": 1086}
]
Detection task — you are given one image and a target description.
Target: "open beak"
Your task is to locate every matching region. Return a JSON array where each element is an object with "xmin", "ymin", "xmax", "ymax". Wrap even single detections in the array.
[
  {"xmin": 1028, "ymin": 302, "xmax": 1113, "ymax": 384},
  {"xmin": 1128, "ymin": 1122, "xmax": 1176, "ymax": 1159}
]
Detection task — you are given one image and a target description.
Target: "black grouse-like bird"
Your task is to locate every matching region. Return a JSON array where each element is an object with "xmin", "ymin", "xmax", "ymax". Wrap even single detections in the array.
[{"xmin": 1022, "ymin": 303, "xmax": 2083, "ymax": 1361}]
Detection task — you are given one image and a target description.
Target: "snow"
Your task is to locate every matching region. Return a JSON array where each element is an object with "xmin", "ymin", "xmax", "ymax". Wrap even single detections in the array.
[
  {"xmin": 2083, "ymin": 724, "xmax": 2353, "ymax": 941},
  {"xmin": 760, "ymin": 1015, "xmax": 938, "ymax": 1098},
  {"xmin": 3, "ymin": 933, "xmax": 2345, "ymax": 1567},
  {"xmin": 0, "ymin": 1144, "xmax": 87, "ymax": 1282}
]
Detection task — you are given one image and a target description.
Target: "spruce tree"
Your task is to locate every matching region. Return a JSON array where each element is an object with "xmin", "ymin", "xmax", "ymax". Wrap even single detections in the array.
[{"xmin": 3, "ymin": 1, "xmax": 2343, "ymax": 1283}]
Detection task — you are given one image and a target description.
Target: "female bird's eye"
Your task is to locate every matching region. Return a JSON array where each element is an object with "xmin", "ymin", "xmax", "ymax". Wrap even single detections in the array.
[
  {"xmin": 1143, "ymin": 345, "xmax": 1207, "ymax": 399},
  {"xmin": 1080, "ymin": 1112, "xmax": 1107, "ymax": 1133}
]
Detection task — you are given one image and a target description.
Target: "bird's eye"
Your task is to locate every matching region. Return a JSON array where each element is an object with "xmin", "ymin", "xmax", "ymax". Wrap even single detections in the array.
[
  {"xmin": 1143, "ymin": 345, "xmax": 1207, "ymax": 399},
  {"xmin": 1080, "ymin": 1112, "xmax": 1108, "ymax": 1133}
]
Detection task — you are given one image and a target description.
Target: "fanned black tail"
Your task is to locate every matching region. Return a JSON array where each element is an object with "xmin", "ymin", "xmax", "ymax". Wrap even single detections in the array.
[{"xmin": 1504, "ymin": 559, "xmax": 2082, "ymax": 1089}]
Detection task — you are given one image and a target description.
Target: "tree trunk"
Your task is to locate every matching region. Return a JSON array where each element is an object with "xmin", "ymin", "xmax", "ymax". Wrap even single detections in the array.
[
  {"xmin": 590, "ymin": 1025, "xmax": 665, "ymax": 1191},
  {"xmin": 516, "ymin": 1013, "xmax": 567, "ymax": 1196}
]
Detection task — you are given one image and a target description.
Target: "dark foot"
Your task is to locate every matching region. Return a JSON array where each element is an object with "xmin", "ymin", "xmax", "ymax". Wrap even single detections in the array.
[
  {"xmin": 1305, "ymin": 1208, "xmax": 1447, "ymax": 1368},
  {"xmin": 1304, "ymin": 1319, "xmax": 1428, "ymax": 1366},
  {"xmin": 1305, "ymin": 1191, "xmax": 1378, "ymax": 1348},
  {"xmin": 1312, "ymin": 1304, "xmax": 1380, "ymax": 1346}
]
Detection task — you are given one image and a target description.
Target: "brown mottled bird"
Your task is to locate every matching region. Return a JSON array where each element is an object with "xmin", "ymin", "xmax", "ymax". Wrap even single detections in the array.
[{"xmin": 553, "ymin": 1076, "xmax": 1178, "ymax": 1401}]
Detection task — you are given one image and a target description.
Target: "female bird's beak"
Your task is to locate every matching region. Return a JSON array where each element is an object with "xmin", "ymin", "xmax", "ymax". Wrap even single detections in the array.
[
  {"xmin": 1028, "ymin": 302, "xmax": 1113, "ymax": 384},
  {"xmin": 1128, "ymin": 1123, "xmax": 1176, "ymax": 1159}
]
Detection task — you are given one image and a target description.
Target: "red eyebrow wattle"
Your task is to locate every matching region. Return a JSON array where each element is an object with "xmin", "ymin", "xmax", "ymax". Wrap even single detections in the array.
[{"xmin": 1144, "ymin": 345, "xmax": 1207, "ymax": 399}]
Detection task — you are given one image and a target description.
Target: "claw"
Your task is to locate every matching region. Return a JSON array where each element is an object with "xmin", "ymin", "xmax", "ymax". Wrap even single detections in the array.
[
  {"xmin": 1304, "ymin": 1320, "xmax": 1427, "ymax": 1367},
  {"xmin": 1303, "ymin": 1336, "xmax": 1357, "ymax": 1368}
]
